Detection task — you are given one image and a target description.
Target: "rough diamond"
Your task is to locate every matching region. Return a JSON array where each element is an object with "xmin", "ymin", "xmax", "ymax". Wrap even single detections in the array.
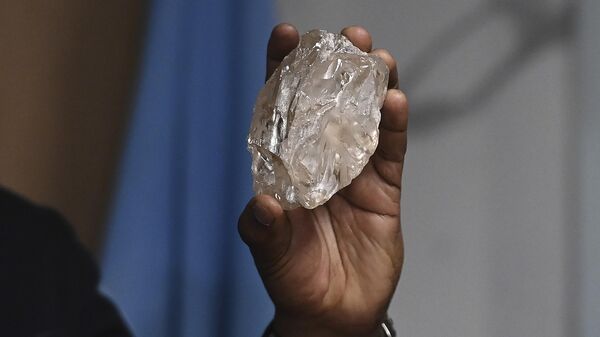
[{"xmin": 248, "ymin": 29, "xmax": 389, "ymax": 209}]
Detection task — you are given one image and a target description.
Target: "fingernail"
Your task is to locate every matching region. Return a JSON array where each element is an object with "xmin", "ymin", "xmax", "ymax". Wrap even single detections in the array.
[{"xmin": 253, "ymin": 204, "xmax": 272, "ymax": 226}]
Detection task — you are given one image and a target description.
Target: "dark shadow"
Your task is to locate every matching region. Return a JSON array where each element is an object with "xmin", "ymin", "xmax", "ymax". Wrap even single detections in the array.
[{"xmin": 403, "ymin": 0, "xmax": 576, "ymax": 135}]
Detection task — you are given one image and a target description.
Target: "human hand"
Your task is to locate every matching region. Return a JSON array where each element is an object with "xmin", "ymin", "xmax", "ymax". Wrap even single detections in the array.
[{"xmin": 239, "ymin": 23, "xmax": 407, "ymax": 337}]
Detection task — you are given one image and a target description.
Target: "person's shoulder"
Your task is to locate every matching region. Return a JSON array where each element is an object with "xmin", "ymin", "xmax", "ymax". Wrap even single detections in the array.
[
  {"xmin": 0, "ymin": 185, "xmax": 42, "ymax": 216},
  {"xmin": 0, "ymin": 184, "xmax": 80, "ymax": 281},
  {"xmin": 0, "ymin": 186, "xmax": 76, "ymax": 243},
  {"xmin": 0, "ymin": 186, "xmax": 133, "ymax": 336},
  {"xmin": 0, "ymin": 185, "xmax": 61, "ymax": 218}
]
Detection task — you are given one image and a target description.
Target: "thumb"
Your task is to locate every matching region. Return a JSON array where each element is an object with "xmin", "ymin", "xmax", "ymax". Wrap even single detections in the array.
[{"xmin": 238, "ymin": 194, "xmax": 290, "ymax": 267}]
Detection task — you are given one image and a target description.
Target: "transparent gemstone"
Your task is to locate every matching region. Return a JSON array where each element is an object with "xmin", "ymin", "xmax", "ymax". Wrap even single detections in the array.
[{"xmin": 248, "ymin": 29, "xmax": 389, "ymax": 209}]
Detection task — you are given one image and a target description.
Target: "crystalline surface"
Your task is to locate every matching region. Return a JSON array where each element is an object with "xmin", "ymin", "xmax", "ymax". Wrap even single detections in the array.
[{"xmin": 248, "ymin": 29, "xmax": 389, "ymax": 210}]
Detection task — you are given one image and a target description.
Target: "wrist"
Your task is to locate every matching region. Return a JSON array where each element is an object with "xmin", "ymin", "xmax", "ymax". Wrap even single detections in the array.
[{"xmin": 270, "ymin": 312, "xmax": 382, "ymax": 337}]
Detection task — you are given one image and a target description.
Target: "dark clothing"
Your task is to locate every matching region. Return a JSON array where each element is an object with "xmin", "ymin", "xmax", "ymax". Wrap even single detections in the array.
[{"xmin": 0, "ymin": 187, "xmax": 131, "ymax": 337}]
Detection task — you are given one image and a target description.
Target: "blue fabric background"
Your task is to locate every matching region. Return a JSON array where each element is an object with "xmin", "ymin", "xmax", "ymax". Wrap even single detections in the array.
[{"xmin": 100, "ymin": 1, "xmax": 274, "ymax": 336}]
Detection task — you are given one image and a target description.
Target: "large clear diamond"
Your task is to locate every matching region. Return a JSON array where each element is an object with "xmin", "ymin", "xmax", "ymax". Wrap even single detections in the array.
[{"xmin": 248, "ymin": 29, "xmax": 389, "ymax": 209}]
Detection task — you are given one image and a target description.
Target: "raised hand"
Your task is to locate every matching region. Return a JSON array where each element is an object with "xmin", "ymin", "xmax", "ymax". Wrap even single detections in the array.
[{"xmin": 239, "ymin": 23, "xmax": 408, "ymax": 337}]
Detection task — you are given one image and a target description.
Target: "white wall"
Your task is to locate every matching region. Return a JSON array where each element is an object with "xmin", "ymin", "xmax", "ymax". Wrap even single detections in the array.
[
  {"xmin": 275, "ymin": 1, "xmax": 574, "ymax": 336},
  {"xmin": 578, "ymin": 1, "xmax": 600, "ymax": 336}
]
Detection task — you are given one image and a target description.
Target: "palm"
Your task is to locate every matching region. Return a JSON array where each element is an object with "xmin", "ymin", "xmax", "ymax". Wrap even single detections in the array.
[
  {"xmin": 239, "ymin": 24, "xmax": 408, "ymax": 337},
  {"xmin": 262, "ymin": 156, "xmax": 405, "ymax": 331}
]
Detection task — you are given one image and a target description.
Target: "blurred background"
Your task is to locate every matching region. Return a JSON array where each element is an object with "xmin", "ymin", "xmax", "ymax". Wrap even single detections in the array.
[{"xmin": 0, "ymin": 0, "xmax": 598, "ymax": 337}]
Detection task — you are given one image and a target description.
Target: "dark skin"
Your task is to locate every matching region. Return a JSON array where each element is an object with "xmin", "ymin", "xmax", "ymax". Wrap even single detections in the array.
[{"xmin": 238, "ymin": 23, "xmax": 408, "ymax": 337}]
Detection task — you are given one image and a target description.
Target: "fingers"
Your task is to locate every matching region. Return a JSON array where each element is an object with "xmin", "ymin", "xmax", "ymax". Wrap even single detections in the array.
[
  {"xmin": 266, "ymin": 23, "xmax": 299, "ymax": 81},
  {"xmin": 378, "ymin": 89, "xmax": 409, "ymax": 162},
  {"xmin": 238, "ymin": 195, "xmax": 291, "ymax": 267},
  {"xmin": 371, "ymin": 49, "xmax": 398, "ymax": 89},
  {"xmin": 266, "ymin": 25, "xmax": 399, "ymax": 90},
  {"xmin": 374, "ymin": 89, "xmax": 409, "ymax": 187},
  {"xmin": 381, "ymin": 89, "xmax": 408, "ymax": 134},
  {"xmin": 341, "ymin": 26, "xmax": 372, "ymax": 52},
  {"xmin": 340, "ymin": 26, "xmax": 398, "ymax": 89}
]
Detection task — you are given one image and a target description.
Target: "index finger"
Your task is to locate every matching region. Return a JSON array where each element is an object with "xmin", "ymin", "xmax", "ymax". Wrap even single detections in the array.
[
  {"xmin": 371, "ymin": 49, "xmax": 399, "ymax": 89},
  {"xmin": 341, "ymin": 26, "xmax": 373, "ymax": 52},
  {"xmin": 266, "ymin": 23, "xmax": 299, "ymax": 81}
]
